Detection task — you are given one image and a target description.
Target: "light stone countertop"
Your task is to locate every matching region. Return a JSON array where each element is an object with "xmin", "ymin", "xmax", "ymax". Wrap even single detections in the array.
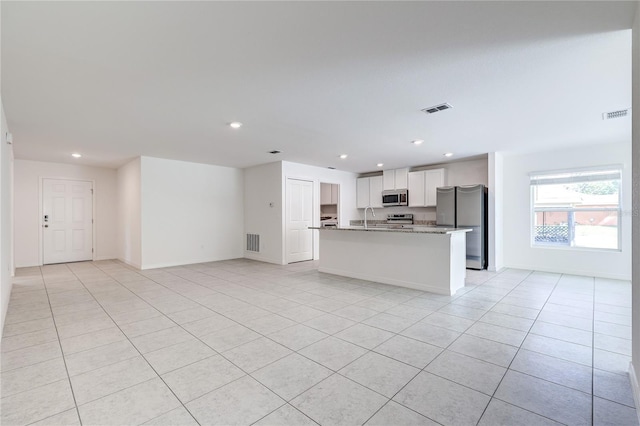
[{"xmin": 309, "ymin": 225, "xmax": 471, "ymax": 234}]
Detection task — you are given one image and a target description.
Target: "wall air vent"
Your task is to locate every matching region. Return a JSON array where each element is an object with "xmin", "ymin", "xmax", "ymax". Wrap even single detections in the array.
[
  {"xmin": 422, "ymin": 103, "xmax": 453, "ymax": 114},
  {"xmin": 268, "ymin": 150, "xmax": 281, "ymax": 154},
  {"xmin": 246, "ymin": 234, "xmax": 260, "ymax": 252},
  {"xmin": 602, "ymin": 109, "xmax": 630, "ymax": 120}
]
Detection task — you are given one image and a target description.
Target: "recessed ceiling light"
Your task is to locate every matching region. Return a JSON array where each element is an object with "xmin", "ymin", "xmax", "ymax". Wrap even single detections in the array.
[
  {"xmin": 377, "ymin": 163, "xmax": 384, "ymax": 167},
  {"xmin": 340, "ymin": 154, "xmax": 348, "ymax": 159},
  {"xmin": 444, "ymin": 152, "xmax": 454, "ymax": 157},
  {"xmin": 71, "ymin": 153, "xmax": 82, "ymax": 158},
  {"xmin": 412, "ymin": 140, "xmax": 424, "ymax": 145},
  {"xmin": 229, "ymin": 122, "xmax": 242, "ymax": 129}
]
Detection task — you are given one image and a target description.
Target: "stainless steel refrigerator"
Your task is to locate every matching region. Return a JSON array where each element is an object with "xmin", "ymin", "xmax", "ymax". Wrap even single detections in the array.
[{"xmin": 436, "ymin": 184, "xmax": 487, "ymax": 270}]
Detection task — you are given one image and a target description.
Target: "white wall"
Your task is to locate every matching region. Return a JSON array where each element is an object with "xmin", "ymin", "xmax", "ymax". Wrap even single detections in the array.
[
  {"xmin": 117, "ymin": 158, "xmax": 142, "ymax": 268},
  {"xmin": 503, "ymin": 141, "xmax": 632, "ymax": 280},
  {"xmin": 488, "ymin": 152, "xmax": 504, "ymax": 271},
  {"xmin": 244, "ymin": 161, "xmax": 283, "ymax": 264},
  {"xmin": 140, "ymin": 157, "xmax": 244, "ymax": 269},
  {"xmin": 243, "ymin": 160, "xmax": 359, "ymax": 265},
  {"xmin": 1, "ymin": 101, "xmax": 14, "ymax": 333},
  {"xmin": 409, "ymin": 157, "xmax": 489, "ymax": 187},
  {"xmin": 14, "ymin": 160, "xmax": 117, "ymax": 267},
  {"xmin": 282, "ymin": 161, "xmax": 359, "ymax": 263},
  {"xmin": 630, "ymin": 1, "xmax": 640, "ymax": 406}
]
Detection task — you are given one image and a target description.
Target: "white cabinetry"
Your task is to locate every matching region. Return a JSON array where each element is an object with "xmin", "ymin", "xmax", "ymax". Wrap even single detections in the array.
[
  {"xmin": 356, "ymin": 176, "xmax": 383, "ymax": 208},
  {"xmin": 369, "ymin": 176, "xmax": 383, "ymax": 207},
  {"xmin": 408, "ymin": 171, "xmax": 425, "ymax": 207},
  {"xmin": 425, "ymin": 169, "xmax": 444, "ymax": 206},
  {"xmin": 408, "ymin": 168, "xmax": 445, "ymax": 207},
  {"xmin": 395, "ymin": 168, "xmax": 408, "ymax": 189},
  {"xmin": 383, "ymin": 171, "xmax": 393, "ymax": 191},
  {"xmin": 321, "ymin": 183, "xmax": 339, "ymax": 205},
  {"xmin": 383, "ymin": 168, "xmax": 409, "ymax": 190},
  {"xmin": 356, "ymin": 178, "xmax": 369, "ymax": 208},
  {"xmin": 321, "ymin": 183, "xmax": 331, "ymax": 205}
]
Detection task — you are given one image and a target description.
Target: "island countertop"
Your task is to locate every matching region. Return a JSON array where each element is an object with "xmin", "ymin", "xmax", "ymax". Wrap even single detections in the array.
[
  {"xmin": 312, "ymin": 224, "xmax": 469, "ymax": 295},
  {"xmin": 309, "ymin": 225, "xmax": 471, "ymax": 234}
]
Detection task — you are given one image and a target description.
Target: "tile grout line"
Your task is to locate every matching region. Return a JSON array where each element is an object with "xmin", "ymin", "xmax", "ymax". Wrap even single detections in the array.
[
  {"xmin": 137, "ymin": 266, "xmax": 396, "ymax": 395},
  {"xmin": 62, "ymin": 263, "xmax": 203, "ymax": 426},
  {"xmin": 126, "ymin": 263, "xmax": 570, "ymax": 425},
  {"xmin": 82, "ymin": 261, "xmax": 360, "ymax": 423},
  {"xmin": 474, "ymin": 271, "xmax": 572, "ymax": 425},
  {"xmin": 36, "ymin": 265, "xmax": 83, "ymax": 426},
  {"xmin": 136, "ymin": 263, "xmax": 457, "ymax": 424},
  {"xmin": 453, "ymin": 270, "xmax": 538, "ymax": 425},
  {"xmin": 449, "ymin": 270, "xmax": 542, "ymax": 425},
  {"xmin": 7, "ymin": 262, "xmax": 632, "ymax": 426},
  {"xmin": 249, "ymin": 402, "xmax": 321, "ymax": 426},
  {"xmin": 362, "ymin": 267, "xmax": 527, "ymax": 426}
]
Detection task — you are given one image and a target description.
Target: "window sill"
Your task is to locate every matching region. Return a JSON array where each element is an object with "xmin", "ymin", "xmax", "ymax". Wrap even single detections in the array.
[{"xmin": 530, "ymin": 244, "xmax": 622, "ymax": 253}]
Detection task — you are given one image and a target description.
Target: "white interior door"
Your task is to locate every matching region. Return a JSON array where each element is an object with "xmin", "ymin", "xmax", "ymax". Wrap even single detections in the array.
[
  {"xmin": 286, "ymin": 178, "xmax": 313, "ymax": 263},
  {"xmin": 43, "ymin": 179, "xmax": 93, "ymax": 265}
]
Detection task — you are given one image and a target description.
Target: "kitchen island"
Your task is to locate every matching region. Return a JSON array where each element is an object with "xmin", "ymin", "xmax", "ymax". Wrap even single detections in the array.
[{"xmin": 310, "ymin": 226, "xmax": 471, "ymax": 295}]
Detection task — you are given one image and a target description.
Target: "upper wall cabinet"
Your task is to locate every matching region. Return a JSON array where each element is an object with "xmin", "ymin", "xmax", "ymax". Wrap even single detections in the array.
[
  {"xmin": 321, "ymin": 183, "xmax": 339, "ymax": 205},
  {"xmin": 408, "ymin": 172, "xmax": 425, "ymax": 206},
  {"xmin": 408, "ymin": 168, "xmax": 446, "ymax": 207},
  {"xmin": 383, "ymin": 168, "xmax": 409, "ymax": 190},
  {"xmin": 356, "ymin": 176, "xmax": 383, "ymax": 208}
]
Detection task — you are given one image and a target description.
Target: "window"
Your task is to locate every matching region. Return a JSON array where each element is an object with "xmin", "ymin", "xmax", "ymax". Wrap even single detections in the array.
[{"xmin": 530, "ymin": 167, "xmax": 621, "ymax": 250}]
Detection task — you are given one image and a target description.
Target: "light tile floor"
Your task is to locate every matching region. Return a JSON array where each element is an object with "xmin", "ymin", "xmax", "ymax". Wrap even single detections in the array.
[{"xmin": 1, "ymin": 259, "xmax": 637, "ymax": 425}]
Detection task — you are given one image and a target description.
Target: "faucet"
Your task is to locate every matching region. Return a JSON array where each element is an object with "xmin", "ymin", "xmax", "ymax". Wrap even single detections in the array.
[{"xmin": 364, "ymin": 206, "xmax": 375, "ymax": 229}]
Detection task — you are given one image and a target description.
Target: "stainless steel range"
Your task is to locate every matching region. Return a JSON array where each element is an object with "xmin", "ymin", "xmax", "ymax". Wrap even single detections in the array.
[{"xmin": 386, "ymin": 214, "xmax": 413, "ymax": 228}]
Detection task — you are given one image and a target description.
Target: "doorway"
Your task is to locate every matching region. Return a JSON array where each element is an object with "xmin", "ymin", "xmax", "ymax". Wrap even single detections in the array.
[
  {"xmin": 42, "ymin": 178, "xmax": 94, "ymax": 265},
  {"xmin": 286, "ymin": 178, "xmax": 313, "ymax": 263}
]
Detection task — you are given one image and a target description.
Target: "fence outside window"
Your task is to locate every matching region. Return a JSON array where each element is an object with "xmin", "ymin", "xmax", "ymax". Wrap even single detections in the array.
[{"xmin": 530, "ymin": 167, "xmax": 621, "ymax": 251}]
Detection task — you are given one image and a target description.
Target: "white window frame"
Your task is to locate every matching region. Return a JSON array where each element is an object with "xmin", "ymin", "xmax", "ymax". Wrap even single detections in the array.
[{"xmin": 530, "ymin": 165, "xmax": 622, "ymax": 252}]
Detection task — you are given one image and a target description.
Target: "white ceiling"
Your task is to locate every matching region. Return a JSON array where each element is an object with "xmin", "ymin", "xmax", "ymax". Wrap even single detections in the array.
[{"xmin": 2, "ymin": 1, "xmax": 635, "ymax": 173}]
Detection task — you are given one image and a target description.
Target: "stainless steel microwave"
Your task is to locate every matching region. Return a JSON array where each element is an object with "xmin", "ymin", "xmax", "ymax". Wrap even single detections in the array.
[{"xmin": 382, "ymin": 189, "xmax": 408, "ymax": 207}]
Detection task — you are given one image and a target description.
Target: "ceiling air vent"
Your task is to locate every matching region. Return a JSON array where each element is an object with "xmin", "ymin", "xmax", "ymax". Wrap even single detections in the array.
[
  {"xmin": 603, "ymin": 109, "xmax": 630, "ymax": 120},
  {"xmin": 268, "ymin": 150, "xmax": 281, "ymax": 154},
  {"xmin": 422, "ymin": 103, "xmax": 453, "ymax": 115}
]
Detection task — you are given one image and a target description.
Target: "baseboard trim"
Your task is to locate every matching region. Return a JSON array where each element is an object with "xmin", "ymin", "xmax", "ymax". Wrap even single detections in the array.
[
  {"xmin": 117, "ymin": 258, "xmax": 142, "ymax": 270},
  {"xmin": 629, "ymin": 362, "xmax": 640, "ymax": 424},
  {"xmin": 94, "ymin": 256, "xmax": 116, "ymax": 261},
  {"xmin": 140, "ymin": 255, "xmax": 246, "ymax": 270},
  {"xmin": 243, "ymin": 253, "xmax": 284, "ymax": 266},
  {"xmin": 504, "ymin": 263, "xmax": 631, "ymax": 281},
  {"xmin": 317, "ymin": 266, "xmax": 456, "ymax": 296}
]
